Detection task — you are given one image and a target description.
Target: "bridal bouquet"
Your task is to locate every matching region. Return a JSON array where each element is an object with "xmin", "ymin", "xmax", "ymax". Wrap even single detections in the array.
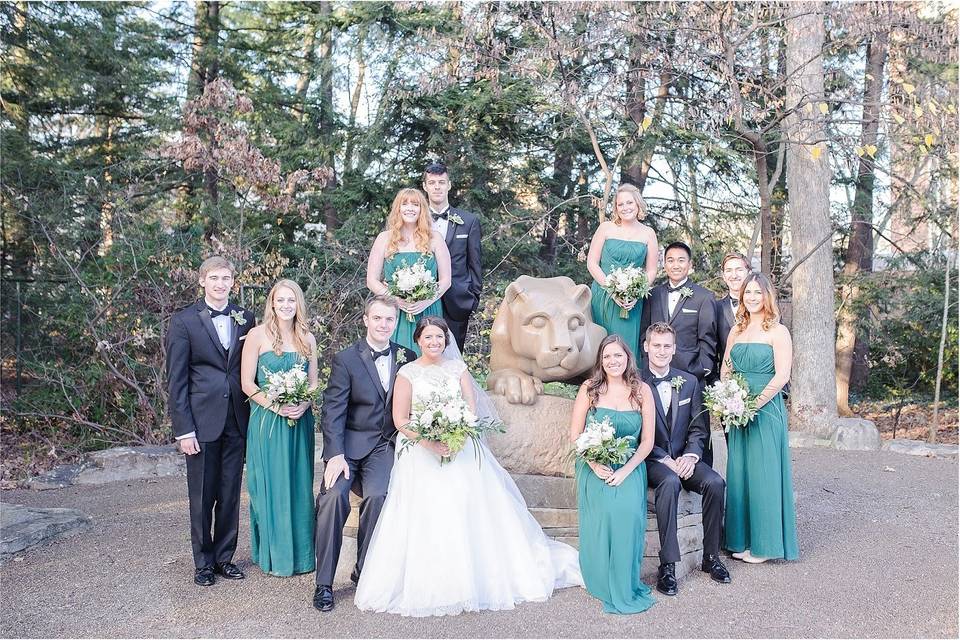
[
  {"xmin": 703, "ymin": 373, "xmax": 757, "ymax": 432},
  {"xmin": 257, "ymin": 358, "xmax": 318, "ymax": 427},
  {"xmin": 399, "ymin": 379, "xmax": 505, "ymax": 465},
  {"xmin": 574, "ymin": 414, "xmax": 636, "ymax": 466},
  {"xmin": 387, "ymin": 255, "xmax": 438, "ymax": 322},
  {"xmin": 604, "ymin": 266, "xmax": 651, "ymax": 318}
]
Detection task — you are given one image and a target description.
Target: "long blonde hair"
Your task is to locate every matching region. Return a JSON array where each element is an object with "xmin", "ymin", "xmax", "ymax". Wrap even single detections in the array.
[
  {"xmin": 262, "ymin": 279, "xmax": 313, "ymax": 357},
  {"xmin": 385, "ymin": 188, "xmax": 432, "ymax": 258},
  {"xmin": 735, "ymin": 271, "xmax": 781, "ymax": 332},
  {"xmin": 612, "ymin": 183, "xmax": 648, "ymax": 224}
]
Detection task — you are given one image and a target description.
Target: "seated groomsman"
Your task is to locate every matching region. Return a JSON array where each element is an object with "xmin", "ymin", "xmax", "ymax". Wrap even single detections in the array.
[
  {"xmin": 642, "ymin": 322, "xmax": 730, "ymax": 595},
  {"xmin": 639, "ymin": 241, "xmax": 717, "ymax": 381},
  {"xmin": 709, "ymin": 251, "xmax": 750, "ymax": 385}
]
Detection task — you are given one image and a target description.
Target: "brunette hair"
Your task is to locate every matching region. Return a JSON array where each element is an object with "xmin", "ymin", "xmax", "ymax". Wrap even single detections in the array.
[
  {"xmin": 664, "ymin": 241, "xmax": 692, "ymax": 260},
  {"xmin": 585, "ymin": 335, "xmax": 645, "ymax": 410},
  {"xmin": 735, "ymin": 271, "xmax": 781, "ymax": 332},
  {"xmin": 422, "ymin": 162, "xmax": 450, "ymax": 182},
  {"xmin": 644, "ymin": 321, "xmax": 676, "ymax": 344},
  {"xmin": 413, "ymin": 316, "xmax": 449, "ymax": 348},
  {"xmin": 385, "ymin": 188, "xmax": 433, "ymax": 258},
  {"xmin": 262, "ymin": 279, "xmax": 312, "ymax": 357},
  {"xmin": 364, "ymin": 294, "xmax": 399, "ymax": 316},
  {"xmin": 720, "ymin": 252, "xmax": 750, "ymax": 271},
  {"xmin": 612, "ymin": 183, "xmax": 648, "ymax": 224}
]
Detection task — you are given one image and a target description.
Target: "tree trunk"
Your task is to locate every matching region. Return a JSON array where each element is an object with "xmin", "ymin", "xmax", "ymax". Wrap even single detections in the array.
[
  {"xmin": 621, "ymin": 27, "xmax": 670, "ymax": 190},
  {"xmin": 836, "ymin": 27, "xmax": 888, "ymax": 415},
  {"xmin": 188, "ymin": 0, "xmax": 221, "ymax": 205},
  {"xmin": 541, "ymin": 137, "xmax": 573, "ymax": 265},
  {"xmin": 785, "ymin": 2, "xmax": 839, "ymax": 435},
  {"xmin": 930, "ymin": 243, "xmax": 955, "ymax": 444},
  {"xmin": 316, "ymin": 1, "xmax": 338, "ymax": 233}
]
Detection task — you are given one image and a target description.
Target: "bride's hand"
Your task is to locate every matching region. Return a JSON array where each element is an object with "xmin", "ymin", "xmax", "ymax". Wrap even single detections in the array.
[
  {"xmin": 420, "ymin": 440, "xmax": 451, "ymax": 457},
  {"xmin": 407, "ymin": 299, "xmax": 433, "ymax": 315},
  {"xmin": 587, "ymin": 461, "xmax": 613, "ymax": 480}
]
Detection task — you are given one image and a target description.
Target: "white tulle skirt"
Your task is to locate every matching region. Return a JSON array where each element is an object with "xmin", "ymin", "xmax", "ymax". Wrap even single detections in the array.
[{"xmin": 354, "ymin": 436, "xmax": 583, "ymax": 617}]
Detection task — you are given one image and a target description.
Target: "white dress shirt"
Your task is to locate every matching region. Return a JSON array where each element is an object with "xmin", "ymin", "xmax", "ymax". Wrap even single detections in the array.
[
  {"xmin": 366, "ymin": 339, "xmax": 391, "ymax": 391},
  {"xmin": 666, "ymin": 278, "xmax": 689, "ymax": 317},
  {"xmin": 430, "ymin": 205, "xmax": 450, "ymax": 239}
]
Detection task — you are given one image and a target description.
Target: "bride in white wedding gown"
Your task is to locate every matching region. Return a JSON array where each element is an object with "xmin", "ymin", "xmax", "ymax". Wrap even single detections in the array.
[{"xmin": 354, "ymin": 318, "xmax": 583, "ymax": 617}]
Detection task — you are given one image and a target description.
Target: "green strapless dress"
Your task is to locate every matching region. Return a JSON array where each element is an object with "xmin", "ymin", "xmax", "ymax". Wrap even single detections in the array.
[
  {"xmin": 575, "ymin": 408, "xmax": 655, "ymax": 614},
  {"xmin": 383, "ymin": 251, "xmax": 443, "ymax": 355},
  {"xmin": 590, "ymin": 239, "xmax": 648, "ymax": 356},
  {"xmin": 725, "ymin": 343, "xmax": 799, "ymax": 560},
  {"xmin": 246, "ymin": 351, "xmax": 316, "ymax": 576}
]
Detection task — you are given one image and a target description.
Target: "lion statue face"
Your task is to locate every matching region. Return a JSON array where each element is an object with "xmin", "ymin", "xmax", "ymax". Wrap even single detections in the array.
[{"xmin": 488, "ymin": 276, "xmax": 607, "ymax": 403}]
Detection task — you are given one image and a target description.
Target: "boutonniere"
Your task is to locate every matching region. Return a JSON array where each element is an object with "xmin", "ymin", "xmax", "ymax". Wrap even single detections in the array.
[
  {"xmin": 448, "ymin": 212, "xmax": 464, "ymax": 225},
  {"xmin": 670, "ymin": 376, "xmax": 685, "ymax": 392},
  {"xmin": 395, "ymin": 350, "xmax": 408, "ymax": 366},
  {"xmin": 679, "ymin": 286, "xmax": 694, "ymax": 299},
  {"xmin": 229, "ymin": 310, "xmax": 246, "ymax": 325}
]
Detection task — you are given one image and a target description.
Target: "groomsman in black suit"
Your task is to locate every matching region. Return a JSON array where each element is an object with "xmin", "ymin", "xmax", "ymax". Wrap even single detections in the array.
[
  {"xmin": 641, "ymin": 322, "xmax": 730, "ymax": 595},
  {"xmin": 639, "ymin": 241, "xmax": 718, "ymax": 381},
  {"xmin": 709, "ymin": 252, "xmax": 750, "ymax": 385},
  {"xmin": 166, "ymin": 256, "xmax": 256, "ymax": 587},
  {"xmin": 423, "ymin": 162, "xmax": 482, "ymax": 352},
  {"xmin": 312, "ymin": 295, "xmax": 417, "ymax": 612}
]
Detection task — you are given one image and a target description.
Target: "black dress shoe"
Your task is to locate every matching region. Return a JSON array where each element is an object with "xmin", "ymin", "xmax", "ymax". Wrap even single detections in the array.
[
  {"xmin": 701, "ymin": 554, "xmax": 732, "ymax": 583},
  {"xmin": 656, "ymin": 562, "xmax": 678, "ymax": 596},
  {"xmin": 214, "ymin": 562, "xmax": 246, "ymax": 580},
  {"xmin": 194, "ymin": 566, "xmax": 215, "ymax": 587},
  {"xmin": 313, "ymin": 585, "xmax": 335, "ymax": 612},
  {"xmin": 350, "ymin": 568, "xmax": 360, "ymax": 584}
]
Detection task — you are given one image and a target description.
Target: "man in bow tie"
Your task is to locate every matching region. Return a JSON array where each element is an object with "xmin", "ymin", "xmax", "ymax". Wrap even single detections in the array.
[
  {"xmin": 166, "ymin": 256, "xmax": 256, "ymax": 587},
  {"xmin": 639, "ymin": 241, "xmax": 718, "ymax": 381},
  {"xmin": 641, "ymin": 322, "xmax": 730, "ymax": 596},
  {"xmin": 422, "ymin": 162, "xmax": 482, "ymax": 352},
  {"xmin": 709, "ymin": 252, "xmax": 750, "ymax": 386},
  {"xmin": 312, "ymin": 295, "xmax": 417, "ymax": 612}
]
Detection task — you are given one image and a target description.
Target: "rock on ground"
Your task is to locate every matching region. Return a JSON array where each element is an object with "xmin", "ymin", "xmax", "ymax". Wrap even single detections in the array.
[{"xmin": 0, "ymin": 503, "xmax": 92, "ymax": 562}]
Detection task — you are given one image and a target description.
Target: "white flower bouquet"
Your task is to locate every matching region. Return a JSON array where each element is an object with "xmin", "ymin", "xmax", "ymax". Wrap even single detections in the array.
[
  {"xmin": 604, "ymin": 266, "xmax": 651, "ymax": 318},
  {"xmin": 703, "ymin": 373, "xmax": 758, "ymax": 432},
  {"xmin": 398, "ymin": 378, "xmax": 505, "ymax": 465},
  {"xmin": 574, "ymin": 414, "xmax": 636, "ymax": 466},
  {"xmin": 387, "ymin": 255, "xmax": 438, "ymax": 321},
  {"xmin": 257, "ymin": 358, "xmax": 317, "ymax": 427}
]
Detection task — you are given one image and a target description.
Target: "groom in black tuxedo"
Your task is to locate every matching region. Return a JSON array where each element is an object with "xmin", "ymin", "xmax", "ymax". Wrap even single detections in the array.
[
  {"xmin": 423, "ymin": 162, "xmax": 482, "ymax": 352},
  {"xmin": 313, "ymin": 295, "xmax": 417, "ymax": 612},
  {"xmin": 709, "ymin": 251, "xmax": 750, "ymax": 385},
  {"xmin": 641, "ymin": 322, "xmax": 730, "ymax": 595},
  {"xmin": 166, "ymin": 256, "xmax": 255, "ymax": 587}
]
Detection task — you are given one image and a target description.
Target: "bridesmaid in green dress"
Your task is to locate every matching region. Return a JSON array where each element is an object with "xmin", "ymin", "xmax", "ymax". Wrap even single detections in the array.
[
  {"xmin": 366, "ymin": 187, "xmax": 451, "ymax": 354},
  {"xmin": 569, "ymin": 335, "xmax": 657, "ymax": 614},
  {"xmin": 240, "ymin": 279, "xmax": 318, "ymax": 576},
  {"xmin": 719, "ymin": 271, "xmax": 799, "ymax": 563},
  {"xmin": 587, "ymin": 184, "xmax": 659, "ymax": 354}
]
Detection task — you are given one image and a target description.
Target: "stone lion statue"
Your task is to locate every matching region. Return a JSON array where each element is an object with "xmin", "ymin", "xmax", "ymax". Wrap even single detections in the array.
[{"xmin": 487, "ymin": 275, "xmax": 607, "ymax": 405}]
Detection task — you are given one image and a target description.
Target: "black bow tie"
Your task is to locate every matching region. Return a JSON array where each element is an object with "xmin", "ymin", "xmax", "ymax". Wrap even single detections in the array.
[
  {"xmin": 650, "ymin": 375, "xmax": 672, "ymax": 387},
  {"xmin": 208, "ymin": 306, "xmax": 229, "ymax": 318},
  {"xmin": 668, "ymin": 284, "xmax": 686, "ymax": 294},
  {"xmin": 730, "ymin": 298, "xmax": 739, "ymax": 309},
  {"xmin": 371, "ymin": 347, "xmax": 391, "ymax": 360},
  {"xmin": 431, "ymin": 210, "xmax": 448, "ymax": 221}
]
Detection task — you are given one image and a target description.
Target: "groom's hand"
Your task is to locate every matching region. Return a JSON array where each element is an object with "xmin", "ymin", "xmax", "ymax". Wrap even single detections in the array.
[
  {"xmin": 323, "ymin": 454, "xmax": 349, "ymax": 491},
  {"xmin": 675, "ymin": 455, "xmax": 697, "ymax": 480},
  {"xmin": 179, "ymin": 437, "xmax": 200, "ymax": 456}
]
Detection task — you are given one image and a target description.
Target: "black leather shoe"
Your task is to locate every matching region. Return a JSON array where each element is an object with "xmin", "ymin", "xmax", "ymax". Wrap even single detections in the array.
[
  {"xmin": 350, "ymin": 568, "xmax": 360, "ymax": 584},
  {"xmin": 656, "ymin": 562, "xmax": 678, "ymax": 596},
  {"xmin": 701, "ymin": 554, "xmax": 732, "ymax": 583},
  {"xmin": 313, "ymin": 585, "xmax": 334, "ymax": 612},
  {"xmin": 194, "ymin": 566, "xmax": 215, "ymax": 587},
  {"xmin": 214, "ymin": 562, "xmax": 245, "ymax": 580}
]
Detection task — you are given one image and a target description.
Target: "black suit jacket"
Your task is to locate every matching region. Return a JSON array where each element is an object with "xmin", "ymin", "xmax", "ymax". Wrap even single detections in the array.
[
  {"xmin": 709, "ymin": 295, "xmax": 737, "ymax": 385},
  {"xmin": 166, "ymin": 300, "xmax": 256, "ymax": 442},
  {"xmin": 641, "ymin": 367, "xmax": 708, "ymax": 461},
  {"xmin": 441, "ymin": 206, "xmax": 482, "ymax": 322},
  {"xmin": 640, "ymin": 281, "xmax": 717, "ymax": 380},
  {"xmin": 320, "ymin": 340, "xmax": 417, "ymax": 462}
]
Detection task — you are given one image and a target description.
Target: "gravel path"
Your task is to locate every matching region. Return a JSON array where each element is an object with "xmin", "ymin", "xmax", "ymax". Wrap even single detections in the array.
[{"xmin": 1, "ymin": 447, "xmax": 957, "ymax": 638}]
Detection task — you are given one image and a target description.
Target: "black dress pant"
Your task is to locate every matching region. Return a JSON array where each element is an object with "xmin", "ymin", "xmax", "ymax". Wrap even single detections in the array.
[
  {"xmin": 442, "ymin": 312, "xmax": 469, "ymax": 353},
  {"xmin": 647, "ymin": 459, "xmax": 725, "ymax": 564},
  {"xmin": 314, "ymin": 440, "xmax": 394, "ymax": 586},
  {"xmin": 185, "ymin": 403, "xmax": 245, "ymax": 569}
]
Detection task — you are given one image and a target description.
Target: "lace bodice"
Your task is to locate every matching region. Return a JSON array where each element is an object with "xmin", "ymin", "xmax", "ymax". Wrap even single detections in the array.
[{"xmin": 398, "ymin": 359, "xmax": 467, "ymax": 405}]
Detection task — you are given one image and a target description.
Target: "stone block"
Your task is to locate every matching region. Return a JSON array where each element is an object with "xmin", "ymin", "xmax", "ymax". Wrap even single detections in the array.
[
  {"xmin": 789, "ymin": 431, "xmax": 833, "ymax": 448},
  {"xmin": 28, "ymin": 463, "xmax": 87, "ymax": 491},
  {"xmin": 512, "ymin": 474, "xmax": 578, "ymax": 509},
  {"xmin": 74, "ymin": 445, "xmax": 186, "ymax": 485},
  {"xmin": 710, "ymin": 431, "xmax": 728, "ymax": 481},
  {"xmin": 831, "ymin": 418, "xmax": 881, "ymax": 451},
  {"xmin": 881, "ymin": 439, "xmax": 959, "ymax": 458},
  {"xmin": 486, "ymin": 395, "xmax": 575, "ymax": 477},
  {"xmin": 0, "ymin": 503, "xmax": 92, "ymax": 561}
]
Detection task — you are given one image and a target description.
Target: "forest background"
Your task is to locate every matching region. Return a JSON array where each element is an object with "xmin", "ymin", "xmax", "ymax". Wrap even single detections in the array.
[{"xmin": 1, "ymin": 0, "xmax": 957, "ymax": 485}]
